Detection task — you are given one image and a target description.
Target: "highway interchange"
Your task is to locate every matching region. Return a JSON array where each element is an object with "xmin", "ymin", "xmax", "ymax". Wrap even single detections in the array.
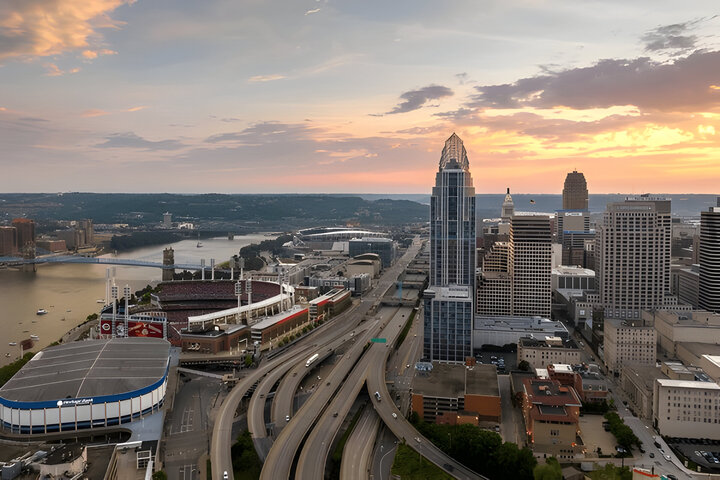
[{"xmin": 209, "ymin": 238, "xmax": 484, "ymax": 479}]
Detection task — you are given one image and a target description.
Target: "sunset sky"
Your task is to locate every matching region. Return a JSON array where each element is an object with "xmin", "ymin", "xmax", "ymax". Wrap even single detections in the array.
[{"xmin": 1, "ymin": 0, "xmax": 719, "ymax": 194}]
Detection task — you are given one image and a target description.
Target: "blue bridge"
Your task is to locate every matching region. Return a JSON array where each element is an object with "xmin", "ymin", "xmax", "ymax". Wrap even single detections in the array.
[{"xmin": 0, "ymin": 255, "xmax": 206, "ymax": 270}]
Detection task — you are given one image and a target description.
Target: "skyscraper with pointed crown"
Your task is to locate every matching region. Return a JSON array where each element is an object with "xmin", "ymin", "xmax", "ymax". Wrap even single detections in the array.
[{"xmin": 424, "ymin": 133, "xmax": 476, "ymax": 363}]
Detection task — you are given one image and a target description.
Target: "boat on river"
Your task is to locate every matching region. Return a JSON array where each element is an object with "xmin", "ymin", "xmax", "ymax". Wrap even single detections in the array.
[
  {"xmin": 30, "ymin": 335, "xmax": 39, "ymax": 340},
  {"xmin": 36, "ymin": 309, "xmax": 48, "ymax": 315},
  {"xmin": 8, "ymin": 342, "xmax": 16, "ymax": 346}
]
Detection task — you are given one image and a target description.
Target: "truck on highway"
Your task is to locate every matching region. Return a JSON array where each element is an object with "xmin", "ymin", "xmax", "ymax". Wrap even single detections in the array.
[{"xmin": 305, "ymin": 353, "xmax": 319, "ymax": 367}]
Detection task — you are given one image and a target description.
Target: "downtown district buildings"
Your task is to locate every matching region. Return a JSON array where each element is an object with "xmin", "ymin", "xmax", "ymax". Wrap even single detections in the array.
[{"xmin": 421, "ymin": 133, "xmax": 720, "ymax": 453}]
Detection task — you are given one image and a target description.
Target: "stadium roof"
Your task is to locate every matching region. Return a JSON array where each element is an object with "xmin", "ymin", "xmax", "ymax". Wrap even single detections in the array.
[{"xmin": 0, "ymin": 338, "xmax": 169, "ymax": 405}]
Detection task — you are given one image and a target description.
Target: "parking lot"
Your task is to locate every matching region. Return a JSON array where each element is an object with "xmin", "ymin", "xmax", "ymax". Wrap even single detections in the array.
[
  {"xmin": 667, "ymin": 438, "xmax": 720, "ymax": 472},
  {"xmin": 474, "ymin": 350, "xmax": 517, "ymax": 373}
]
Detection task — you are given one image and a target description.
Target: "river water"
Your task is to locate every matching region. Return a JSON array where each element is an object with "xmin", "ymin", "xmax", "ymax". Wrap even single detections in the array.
[{"xmin": 0, "ymin": 233, "xmax": 271, "ymax": 365}]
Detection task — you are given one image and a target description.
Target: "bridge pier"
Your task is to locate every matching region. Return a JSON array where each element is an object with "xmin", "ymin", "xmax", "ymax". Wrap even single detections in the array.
[{"xmin": 162, "ymin": 247, "xmax": 174, "ymax": 281}]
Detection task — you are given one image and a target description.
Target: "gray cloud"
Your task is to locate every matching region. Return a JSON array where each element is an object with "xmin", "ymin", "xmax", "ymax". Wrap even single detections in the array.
[
  {"xmin": 94, "ymin": 132, "xmax": 185, "ymax": 150},
  {"xmin": 204, "ymin": 122, "xmax": 322, "ymax": 144},
  {"xmin": 385, "ymin": 85, "xmax": 453, "ymax": 115},
  {"xmin": 469, "ymin": 50, "xmax": 720, "ymax": 111},
  {"xmin": 642, "ymin": 22, "xmax": 698, "ymax": 54}
]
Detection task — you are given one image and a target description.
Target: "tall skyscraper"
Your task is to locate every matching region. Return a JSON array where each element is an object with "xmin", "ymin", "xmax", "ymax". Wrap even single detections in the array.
[
  {"xmin": 476, "ymin": 216, "xmax": 552, "ymax": 318},
  {"xmin": 0, "ymin": 226, "xmax": 18, "ymax": 256},
  {"xmin": 562, "ymin": 170, "xmax": 589, "ymax": 210},
  {"xmin": 597, "ymin": 195, "xmax": 672, "ymax": 319},
  {"xmin": 11, "ymin": 218, "xmax": 35, "ymax": 248},
  {"xmin": 429, "ymin": 133, "xmax": 476, "ymax": 287},
  {"xmin": 510, "ymin": 216, "xmax": 552, "ymax": 317},
  {"xmin": 699, "ymin": 198, "xmax": 720, "ymax": 313},
  {"xmin": 424, "ymin": 133, "xmax": 476, "ymax": 363}
]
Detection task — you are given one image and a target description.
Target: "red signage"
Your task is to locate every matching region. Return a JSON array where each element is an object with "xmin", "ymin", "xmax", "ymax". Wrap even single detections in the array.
[
  {"xmin": 99, "ymin": 319, "xmax": 165, "ymax": 338},
  {"xmin": 128, "ymin": 321, "xmax": 164, "ymax": 338}
]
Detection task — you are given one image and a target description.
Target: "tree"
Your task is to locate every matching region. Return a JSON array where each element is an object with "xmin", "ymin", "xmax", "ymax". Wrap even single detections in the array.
[
  {"xmin": 533, "ymin": 457, "xmax": 562, "ymax": 480},
  {"xmin": 244, "ymin": 354, "xmax": 253, "ymax": 368},
  {"xmin": 518, "ymin": 360, "xmax": 531, "ymax": 371},
  {"xmin": 151, "ymin": 471, "xmax": 167, "ymax": 480}
]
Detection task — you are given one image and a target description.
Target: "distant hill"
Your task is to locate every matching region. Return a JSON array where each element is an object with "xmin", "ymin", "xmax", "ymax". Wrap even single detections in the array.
[
  {"xmin": 358, "ymin": 193, "xmax": 718, "ymax": 218},
  {"xmin": 0, "ymin": 193, "xmax": 429, "ymax": 228},
  {"xmin": 0, "ymin": 193, "xmax": 715, "ymax": 229}
]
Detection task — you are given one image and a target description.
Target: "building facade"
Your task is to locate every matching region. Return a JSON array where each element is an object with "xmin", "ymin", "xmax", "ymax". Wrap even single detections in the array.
[
  {"xmin": 11, "ymin": 218, "xmax": 35, "ymax": 249},
  {"xmin": 699, "ymin": 201, "xmax": 720, "ymax": 313},
  {"xmin": 653, "ymin": 379, "xmax": 720, "ymax": 439},
  {"xmin": 501, "ymin": 188, "xmax": 515, "ymax": 220},
  {"xmin": 477, "ymin": 216, "xmax": 552, "ymax": 318},
  {"xmin": 0, "ymin": 226, "xmax": 17, "ymax": 256},
  {"xmin": 510, "ymin": 216, "xmax": 552, "ymax": 318},
  {"xmin": 562, "ymin": 170, "xmax": 589, "ymax": 211},
  {"xmin": 518, "ymin": 337, "xmax": 581, "ymax": 368},
  {"xmin": 597, "ymin": 196, "xmax": 672, "ymax": 320},
  {"xmin": 424, "ymin": 286, "xmax": 474, "ymax": 362},
  {"xmin": 425, "ymin": 133, "xmax": 476, "ymax": 363},
  {"xmin": 429, "ymin": 133, "xmax": 476, "ymax": 287},
  {"xmin": 603, "ymin": 319, "xmax": 656, "ymax": 376},
  {"xmin": 348, "ymin": 237, "xmax": 396, "ymax": 268}
]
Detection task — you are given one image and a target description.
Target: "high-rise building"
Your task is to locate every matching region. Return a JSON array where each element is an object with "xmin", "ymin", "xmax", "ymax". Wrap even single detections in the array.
[
  {"xmin": 501, "ymin": 188, "xmax": 514, "ymax": 220},
  {"xmin": 510, "ymin": 216, "xmax": 552, "ymax": 317},
  {"xmin": 11, "ymin": 218, "xmax": 35, "ymax": 248},
  {"xmin": 424, "ymin": 133, "xmax": 476, "ymax": 363},
  {"xmin": 0, "ymin": 226, "xmax": 18, "ymax": 256},
  {"xmin": 79, "ymin": 219, "xmax": 94, "ymax": 245},
  {"xmin": 562, "ymin": 170, "xmax": 588, "ymax": 210},
  {"xmin": 597, "ymin": 195, "xmax": 672, "ymax": 320},
  {"xmin": 699, "ymin": 198, "xmax": 720, "ymax": 313},
  {"xmin": 557, "ymin": 171, "xmax": 592, "ymax": 268},
  {"xmin": 429, "ymin": 133, "xmax": 476, "ymax": 287},
  {"xmin": 476, "ymin": 216, "xmax": 552, "ymax": 318}
]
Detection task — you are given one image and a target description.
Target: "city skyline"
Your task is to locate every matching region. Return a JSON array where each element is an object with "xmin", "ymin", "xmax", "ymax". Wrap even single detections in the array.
[{"xmin": 1, "ymin": 1, "xmax": 720, "ymax": 194}]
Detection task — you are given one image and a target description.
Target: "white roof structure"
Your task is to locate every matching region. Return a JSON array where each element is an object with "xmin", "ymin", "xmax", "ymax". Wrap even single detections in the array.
[{"xmin": 656, "ymin": 378, "xmax": 720, "ymax": 389}]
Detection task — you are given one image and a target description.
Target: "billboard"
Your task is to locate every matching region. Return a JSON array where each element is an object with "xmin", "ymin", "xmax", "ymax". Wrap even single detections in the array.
[{"xmin": 99, "ymin": 318, "xmax": 165, "ymax": 339}]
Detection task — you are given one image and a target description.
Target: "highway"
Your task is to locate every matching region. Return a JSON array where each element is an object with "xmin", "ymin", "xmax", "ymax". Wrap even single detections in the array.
[
  {"xmin": 209, "ymin": 341, "xmax": 315, "ymax": 480},
  {"xmin": 259, "ymin": 314, "xmax": 385, "ymax": 480},
  {"xmin": 249, "ymin": 325, "xmax": 372, "ymax": 460},
  {"xmin": 269, "ymin": 321, "xmax": 372, "ymax": 433},
  {"xmin": 366, "ymin": 328, "xmax": 488, "ymax": 480},
  {"xmin": 246, "ymin": 353, "xmax": 303, "ymax": 461},
  {"xmin": 340, "ymin": 407, "xmax": 380, "ymax": 480},
  {"xmin": 295, "ymin": 306, "xmax": 412, "ymax": 479},
  {"xmin": 212, "ymin": 238, "xmax": 422, "ymax": 479}
]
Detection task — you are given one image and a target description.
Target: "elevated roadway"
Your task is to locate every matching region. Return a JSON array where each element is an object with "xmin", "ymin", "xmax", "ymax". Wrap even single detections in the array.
[
  {"xmin": 269, "ymin": 322, "xmax": 372, "ymax": 434},
  {"xmin": 367, "ymin": 340, "xmax": 487, "ymax": 480},
  {"xmin": 295, "ymin": 305, "xmax": 412, "ymax": 479},
  {"xmin": 209, "ymin": 342, "xmax": 314, "ymax": 480},
  {"xmin": 248, "ymin": 324, "xmax": 370, "ymax": 460},
  {"xmin": 340, "ymin": 407, "xmax": 380, "ymax": 480},
  {"xmin": 259, "ymin": 313, "xmax": 387, "ymax": 480},
  {"xmin": 213, "ymin": 238, "xmax": 422, "ymax": 479}
]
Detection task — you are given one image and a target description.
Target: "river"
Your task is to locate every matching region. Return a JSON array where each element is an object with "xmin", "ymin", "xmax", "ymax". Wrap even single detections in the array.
[{"xmin": 0, "ymin": 233, "xmax": 272, "ymax": 365}]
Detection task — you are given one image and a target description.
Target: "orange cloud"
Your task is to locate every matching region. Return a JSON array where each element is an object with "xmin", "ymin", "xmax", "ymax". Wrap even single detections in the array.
[
  {"xmin": 43, "ymin": 63, "xmax": 81, "ymax": 76},
  {"xmin": 81, "ymin": 109, "xmax": 110, "ymax": 117},
  {"xmin": 0, "ymin": 0, "xmax": 132, "ymax": 60},
  {"xmin": 125, "ymin": 106, "xmax": 148, "ymax": 112},
  {"xmin": 81, "ymin": 48, "xmax": 117, "ymax": 59},
  {"xmin": 248, "ymin": 74, "xmax": 286, "ymax": 83}
]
